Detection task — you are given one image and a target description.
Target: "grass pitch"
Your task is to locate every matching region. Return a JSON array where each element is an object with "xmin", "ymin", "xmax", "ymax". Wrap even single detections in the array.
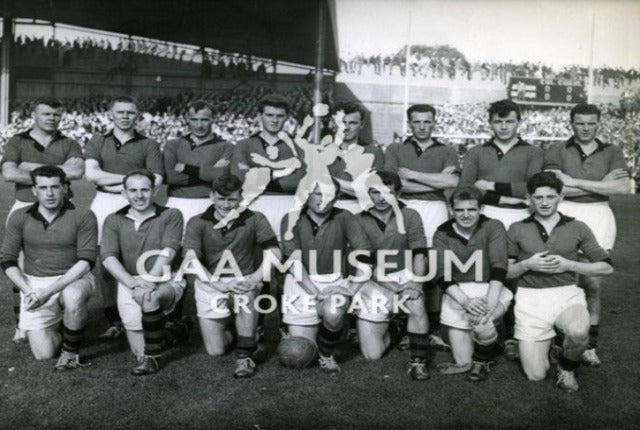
[{"xmin": 1, "ymin": 180, "xmax": 639, "ymax": 429}]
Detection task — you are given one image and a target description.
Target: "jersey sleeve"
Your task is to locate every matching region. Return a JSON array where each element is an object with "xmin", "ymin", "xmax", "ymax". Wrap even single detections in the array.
[
  {"xmin": 144, "ymin": 140, "xmax": 164, "ymax": 176},
  {"xmin": 231, "ymin": 139, "xmax": 250, "ymax": 182},
  {"xmin": 280, "ymin": 215, "xmax": 300, "ymax": 259},
  {"xmin": 507, "ymin": 225, "xmax": 521, "ymax": 260},
  {"xmin": 609, "ymin": 145, "xmax": 627, "ymax": 171},
  {"xmin": 100, "ymin": 214, "xmax": 121, "ymax": 261},
  {"xmin": 76, "ymin": 209, "xmax": 98, "ymax": 267},
  {"xmin": 163, "ymin": 139, "xmax": 191, "ymax": 186},
  {"xmin": 486, "ymin": 220, "xmax": 508, "ymax": 282},
  {"xmin": 383, "ymin": 144, "xmax": 399, "ymax": 172},
  {"xmin": 432, "ymin": 229, "xmax": 453, "ymax": 290},
  {"xmin": 0, "ymin": 210, "xmax": 27, "ymax": 269},
  {"xmin": 405, "ymin": 209, "xmax": 428, "ymax": 252},
  {"xmin": 160, "ymin": 209, "xmax": 184, "ymax": 253},
  {"xmin": 0, "ymin": 137, "xmax": 22, "ymax": 165},
  {"xmin": 577, "ymin": 222, "xmax": 611, "ymax": 262},
  {"xmin": 372, "ymin": 146, "xmax": 385, "ymax": 171},
  {"xmin": 510, "ymin": 146, "xmax": 544, "ymax": 198},
  {"xmin": 65, "ymin": 139, "xmax": 84, "ymax": 159},
  {"xmin": 199, "ymin": 141, "xmax": 233, "ymax": 183},
  {"xmin": 459, "ymin": 147, "xmax": 479, "ymax": 187},
  {"xmin": 444, "ymin": 146, "xmax": 459, "ymax": 171},
  {"xmin": 253, "ymin": 212, "xmax": 278, "ymax": 249},
  {"xmin": 183, "ymin": 217, "xmax": 204, "ymax": 259},
  {"xmin": 83, "ymin": 134, "xmax": 103, "ymax": 162},
  {"xmin": 543, "ymin": 142, "xmax": 564, "ymax": 171}
]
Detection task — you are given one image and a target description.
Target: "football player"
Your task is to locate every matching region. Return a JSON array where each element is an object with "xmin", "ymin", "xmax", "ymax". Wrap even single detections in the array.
[
  {"xmin": 229, "ymin": 94, "xmax": 303, "ymax": 238},
  {"xmin": 354, "ymin": 171, "xmax": 431, "ymax": 380},
  {"xmin": 85, "ymin": 96, "xmax": 164, "ymax": 340},
  {"xmin": 544, "ymin": 103, "xmax": 629, "ymax": 366},
  {"xmin": 100, "ymin": 170, "xmax": 186, "ymax": 375},
  {"xmin": 384, "ymin": 103, "xmax": 459, "ymax": 351},
  {"xmin": 0, "ymin": 166, "xmax": 97, "ymax": 369},
  {"xmin": 460, "ymin": 99, "xmax": 543, "ymax": 360},
  {"xmin": 183, "ymin": 174, "xmax": 280, "ymax": 378},
  {"xmin": 507, "ymin": 172, "xmax": 613, "ymax": 392},
  {"xmin": 280, "ymin": 179, "xmax": 373, "ymax": 375},
  {"xmin": 1, "ymin": 97, "xmax": 84, "ymax": 343},
  {"xmin": 433, "ymin": 186, "xmax": 512, "ymax": 381}
]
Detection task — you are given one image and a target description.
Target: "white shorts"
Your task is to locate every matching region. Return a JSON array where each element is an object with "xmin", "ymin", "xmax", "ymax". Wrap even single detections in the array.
[
  {"xmin": 559, "ymin": 200, "xmax": 616, "ymax": 250},
  {"xmin": 19, "ymin": 273, "xmax": 96, "ymax": 331},
  {"xmin": 354, "ymin": 270, "xmax": 412, "ymax": 323},
  {"xmin": 117, "ymin": 280, "xmax": 186, "ymax": 331},
  {"xmin": 401, "ymin": 200, "xmax": 448, "ymax": 247},
  {"xmin": 334, "ymin": 199, "xmax": 362, "ymax": 214},
  {"xmin": 282, "ymin": 273, "xmax": 352, "ymax": 326},
  {"xmin": 6, "ymin": 200, "xmax": 31, "ymax": 270},
  {"xmin": 514, "ymin": 285, "xmax": 587, "ymax": 342},
  {"xmin": 440, "ymin": 282, "xmax": 513, "ymax": 330},
  {"xmin": 90, "ymin": 191, "xmax": 128, "ymax": 242},
  {"xmin": 481, "ymin": 205, "xmax": 531, "ymax": 230},
  {"xmin": 166, "ymin": 197, "xmax": 212, "ymax": 231},
  {"xmin": 249, "ymin": 194, "xmax": 295, "ymax": 240}
]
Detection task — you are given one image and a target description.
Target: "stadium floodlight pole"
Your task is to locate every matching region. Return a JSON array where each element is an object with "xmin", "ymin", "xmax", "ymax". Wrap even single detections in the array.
[
  {"xmin": 0, "ymin": 16, "xmax": 13, "ymax": 128},
  {"xmin": 401, "ymin": 10, "xmax": 412, "ymax": 139},
  {"xmin": 587, "ymin": 13, "xmax": 595, "ymax": 104},
  {"xmin": 312, "ymin": 0, "xmax": 326, "ymax": 145}
]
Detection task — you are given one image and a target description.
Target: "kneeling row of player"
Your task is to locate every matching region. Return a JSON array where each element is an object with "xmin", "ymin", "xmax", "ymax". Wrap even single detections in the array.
[{"xmin": 0, "ymin": 167, "xmax": 611, "ymax": 392}]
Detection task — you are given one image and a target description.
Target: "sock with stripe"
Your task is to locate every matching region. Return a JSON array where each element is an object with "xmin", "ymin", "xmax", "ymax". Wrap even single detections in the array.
[
  {"xmin": 236, "ymin": 335, "xmax": 258, "ymax": 359},
  {"xmin": 318, "ymin": 324, "xmax": 342, "ymax": 357},
  {"xmin": 62, "ymin": 324, "xmax": 85, "ymax": 354},
  {"xmin": 588, "ymin": 325, "xmax": 599, "ymax": 349},
  {"xmin": 142, "ymin": 308, "xmax": 166, "ymax": 356},
  {"xmin": 408, "ymin": 332, "xmax": 430, "ymax": 362}
]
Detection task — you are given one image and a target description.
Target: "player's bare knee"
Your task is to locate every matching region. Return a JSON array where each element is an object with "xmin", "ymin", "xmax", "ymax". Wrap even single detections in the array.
[{"xmin": 61, "ymin": 285, "xmax": 89, "ymax": 309}]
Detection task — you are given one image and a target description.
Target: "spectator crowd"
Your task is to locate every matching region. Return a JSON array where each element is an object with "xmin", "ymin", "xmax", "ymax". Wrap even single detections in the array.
[
  {"xmin": 341, "ymin": 45, "xmax": 640, "ymax": 89},
  {"xmin": 13, "ymin": 35, "xmax": 274, "ymax": 80}
]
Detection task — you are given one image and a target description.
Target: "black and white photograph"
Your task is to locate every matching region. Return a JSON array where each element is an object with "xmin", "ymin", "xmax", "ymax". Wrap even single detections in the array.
[{"xmin": 0, "ymin": 0, "xmax": 639, "ymax": 428}]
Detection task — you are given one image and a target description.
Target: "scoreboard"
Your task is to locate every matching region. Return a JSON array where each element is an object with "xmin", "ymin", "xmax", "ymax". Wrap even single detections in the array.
[{"xmin": 508, "ymin": 77, "xmax": 587, "ymax": 106}]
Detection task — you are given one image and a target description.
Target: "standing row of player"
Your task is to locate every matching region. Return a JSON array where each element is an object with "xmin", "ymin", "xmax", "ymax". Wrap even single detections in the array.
[{"xmin": 1, "ymin": 95, "xmax": 628, "ymax": 391}]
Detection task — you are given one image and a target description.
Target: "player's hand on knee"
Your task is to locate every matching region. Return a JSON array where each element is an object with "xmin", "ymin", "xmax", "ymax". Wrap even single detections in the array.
[
  {"xmin": 131, "ymin": 287, "xmax": 147, "ymax": 306},
  {"xmin": 24, "ymin": 291, "xmax": 42, "ymax": 311},
  {"xmin": 400, "ymin": 286, "xmax": 422, "ymax": 301},
  {"xmin": 464, "ymin": 297, "xmax": 489, "ymax": 317}
]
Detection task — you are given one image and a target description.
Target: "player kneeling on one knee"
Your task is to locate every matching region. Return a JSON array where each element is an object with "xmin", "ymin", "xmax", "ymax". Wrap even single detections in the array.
[
  {"xmin": 433, "ymin": 186, "xmax": 512, "ymax": 382},
  {"xmin": 280, "ymin": 181, "xmax": 373, "ymax": 376},
  {"xmin": 354, "ymin": 171, "xmax": 431, "ymax": 380},
  {"xmin": 184, "ymin": 174, "xmax": 281, "ymax": 378},
  {"xmin": 1, "ymin": 166, "xmax": 98, "ymax": 369},
  {"xmin": 101, "ymin": 170, "xmax": 187, "ymax": 376},
  {"xmin": 507, "ymin": 172, "xmax": 613, "ymax": 392}
]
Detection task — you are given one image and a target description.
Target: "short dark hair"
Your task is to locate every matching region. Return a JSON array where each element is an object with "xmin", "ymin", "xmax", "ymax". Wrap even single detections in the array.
[
  {"xmin": 335, "ymin": 101, "xmax": 366, "ymax": 122},
  {"xmin": 185, "ymin": 99, "xmax": 214, "ymax": 116},
  {"xmin": 449, "ymin": 186, "xmax": 483, "ymax": 207},
  {"xmin": 123, "ymin": 169, "xmax": 156, "ymax": 189},
  {"xmin": 32, "ymin": 97, "xmax": 63, "ymax": 112},
  {"xmin": 375, "ymin": 171, "xmax": 402, "ymax": 193},
  {"xmin": 109, "ymin": 96, "xmax": 139, "ymax": 110},
  {"xmin": 489, "ymin": 99, "xmax": 521, "ymax": 121},
  {"xmin": 526, "ymin": 171, "xmax": 563, "ymax": 194},
  {"xmin": 30, "ymin": 165, "xmax": 67, "ymax": 185},
  {"xmin": 212, "ymin": 174, "xmax": 243, "ymax": 196},
  {"xmin": 407, "ymin": 104, "xmax": 436, "ymax": 120},
  {"xmin": 570, "ymin": 103, "xmax": 601, "ymax": 121},
  {"xmin": 258, "ymin": 94, "xmax": 290, "ymax": 114}
]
